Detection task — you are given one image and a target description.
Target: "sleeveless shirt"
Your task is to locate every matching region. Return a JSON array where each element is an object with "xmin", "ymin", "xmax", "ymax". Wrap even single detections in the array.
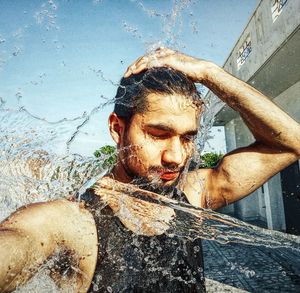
[{"xmin": 80, "ymin": 187, "xmax": 206, "ymax": 293}]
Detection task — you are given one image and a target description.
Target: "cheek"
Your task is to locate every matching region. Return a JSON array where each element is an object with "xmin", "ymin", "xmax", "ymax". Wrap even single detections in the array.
[
  {"xmin": 129, "ymin": 138, "xmax": 164, "ymax": 170},
  {"xmin": 137, "ymin": 141, "xmax": 162, "ymax": 164},
  {"xmin": 128, "ymin": 130, "xmax": 159, "ymax": 155}
]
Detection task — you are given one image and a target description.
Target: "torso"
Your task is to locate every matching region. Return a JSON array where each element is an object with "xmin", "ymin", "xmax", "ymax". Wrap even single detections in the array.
[{"xmin": 80, "ymin": 188, "xmax": 206, "ymax": 293}]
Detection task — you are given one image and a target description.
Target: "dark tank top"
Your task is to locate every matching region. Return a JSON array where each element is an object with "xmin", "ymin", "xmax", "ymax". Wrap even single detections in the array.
[{"xmin": 80, "ymin": 187, "xmax": 206, "ymax": 293}]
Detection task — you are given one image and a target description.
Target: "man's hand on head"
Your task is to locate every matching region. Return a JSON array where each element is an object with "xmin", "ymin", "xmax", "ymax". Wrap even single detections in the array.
[{"xmin": 124, "ymin": 47, "xmax": 213, "ymax": 83}]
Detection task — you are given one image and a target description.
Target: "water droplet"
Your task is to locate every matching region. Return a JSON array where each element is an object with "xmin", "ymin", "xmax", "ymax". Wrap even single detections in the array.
[{"xmin": 193, "ymin": 245, "xmax": 200, "ymax": 252}]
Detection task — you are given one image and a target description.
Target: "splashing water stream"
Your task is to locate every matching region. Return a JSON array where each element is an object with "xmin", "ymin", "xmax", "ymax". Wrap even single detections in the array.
[
  {"xmin": 1, "ymin": 1, "xmax": 299, "ymax": 292},
  {"xmin": 1, "ymin": 102, "xmax": 300, "ymax": 292}
]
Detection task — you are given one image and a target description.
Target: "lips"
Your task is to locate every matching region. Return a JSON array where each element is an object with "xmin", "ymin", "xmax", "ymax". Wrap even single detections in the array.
[{"xmin": 160, "ymin": 172, "xmax": 179, "ymax": 181}]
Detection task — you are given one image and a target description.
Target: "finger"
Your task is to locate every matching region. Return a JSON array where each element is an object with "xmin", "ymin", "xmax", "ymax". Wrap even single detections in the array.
[
  {"xmin": 154, "ymin": 46, "xmax": 175, "ymax": 55},
  {"xmin": 124, "ymin": 56, "xmax": 145, "ymax": 77},
  {"xmin": 132, "ymin": 57, "xmax": 164, "ymax": 75},
  {"xmin": 134, "ymin": 56, "xmax": 144, "ymax": 65},
  {"xmin": 127, "ymin": 61, "xmax": 148, "ymax": 76},
  {"xmin": 128, "ymin": 54, "xmax": 172, "ymax": 76},
  {"xmin": 124, "ymin": 67, "xmax": 134, "ymax": 78},
  {"xmin": 135, "ymin": 55, "xmax": 148, "ymax": 67},
  {"xmin": 124, "ymin": 48, "xmax": 174, "ymax": 77},
  {"xmin": 155, "ymin": 46, "xmax": 165, "ymax": 52},
  {"xmin": 155, "ymin": 46, "xmax": 173, "ymax": 52},
  {"xmin": 125, "ymin": 56, "xmax": 149, "ymax": 77}
]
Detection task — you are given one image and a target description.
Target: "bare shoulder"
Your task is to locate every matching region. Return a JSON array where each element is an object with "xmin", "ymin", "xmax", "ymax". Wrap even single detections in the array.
[
  {"xmin": 0, "ymin": 200, "xmax": 98, "ymax": 292},
  {"xmin": 1, "ymin": 199, "xmax": 97, "ymax": 253},
  {"xmin": 2, "ymin": 200, "xmax": 97, "ymax": 268},
  {"xmin": 1, "ymin": 198, "xmax": 96, "ymax": 249},
  {"xmin": 2, "ymin": 199, "xmax": 94, "ymax": 229},
  {"xmin": 180, "ymin": 168, "xmax": 216, "ymax": 208}
]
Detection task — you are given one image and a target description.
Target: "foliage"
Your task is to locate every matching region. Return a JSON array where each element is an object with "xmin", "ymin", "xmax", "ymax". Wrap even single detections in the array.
[
  {"xmin": 94, "ymin": 145, "xmax": 117, "ymax": 169},
  {"xmin": 200, "ymin": 152, "xmax": 223, "ymax": 168}
]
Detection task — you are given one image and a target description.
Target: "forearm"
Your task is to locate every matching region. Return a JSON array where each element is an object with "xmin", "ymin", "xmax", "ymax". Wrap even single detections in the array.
[{"xmin": 201, "ymin": 62, "xmax": 300, "ymax": 154}]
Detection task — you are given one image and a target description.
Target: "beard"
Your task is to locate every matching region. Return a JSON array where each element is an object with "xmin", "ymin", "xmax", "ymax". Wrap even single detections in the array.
[
  {"xmin": 121, "ymin": 155, "xmax": 185, "ymax": 197},
  {"xmin": 120, "ymin": 136, "xmax": 188, "ymax": 198},
  {"xmin": 130, "ymin": 173, "xmax": 181, "ymax": 197}
]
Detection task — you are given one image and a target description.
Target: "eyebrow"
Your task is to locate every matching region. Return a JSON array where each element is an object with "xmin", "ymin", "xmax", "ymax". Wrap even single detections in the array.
[{"xmin": 145, "ymin": 123, "xmax": 198, "ymax": 137}]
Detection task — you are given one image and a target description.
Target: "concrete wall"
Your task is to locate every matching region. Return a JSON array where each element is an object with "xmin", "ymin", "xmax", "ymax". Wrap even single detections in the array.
[
  {"xmin": 223, "ymin": 0, "xmax": 300, "ymax": 81},
  {"xmin": 211, "ymin": 0, "xmax": 300, "ymax": 125},
  {"xmin": 273, "ymin": 79, "xmax": 300, "ymax": 167},
  {"xmin": 210, "ymin": 0, "xmax": 300, "ymax": 231},
  {"xmin": 263, "ymin": 174, "xmax": 286, "ymax": 231},
  {"xmin": 273, "ymin": 80, "xmax": 300, "ymax": 123}
]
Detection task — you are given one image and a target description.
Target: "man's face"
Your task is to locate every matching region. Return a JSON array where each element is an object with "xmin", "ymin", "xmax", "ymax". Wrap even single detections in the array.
[{"xmin": 118, "ymin": 93, "xmax": 199, "ymax": 194}]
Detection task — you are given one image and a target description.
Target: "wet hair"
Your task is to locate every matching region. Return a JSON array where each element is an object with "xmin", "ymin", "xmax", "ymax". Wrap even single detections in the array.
[{"xmin": 113, "ymin": 67, "xmax": 203, "ymax": 123}]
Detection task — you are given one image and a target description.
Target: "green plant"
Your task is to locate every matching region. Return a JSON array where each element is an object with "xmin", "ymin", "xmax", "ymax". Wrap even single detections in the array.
[
  {"xmin": 200, "ymin": 152, "xmax": 223, "ymax": 168},
  {"xmin": 94, "ymin": 145, "xmax": 117, "ymax": 169}
]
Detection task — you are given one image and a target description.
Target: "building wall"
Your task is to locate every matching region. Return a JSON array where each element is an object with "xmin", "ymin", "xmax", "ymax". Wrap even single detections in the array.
[
  {"xmin": 273, "ymin": 80, "xmax": 300, "ymax": 123},
  {"xmin": 223, "ymin": 0, "xmax": 300, "ymax": 82},
  {"xmin": 212, "ymin": 1, "xmax": 300, "ymax": 231},
  {"xmin": 211, "ymin": 0, "xmax": 300, "ymax": 125}
]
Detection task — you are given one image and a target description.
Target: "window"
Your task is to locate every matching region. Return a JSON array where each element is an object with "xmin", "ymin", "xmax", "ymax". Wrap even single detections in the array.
[
  {"xmin": 237, "ymin": 35, "xmax": 252, "ymax": 69},
  {"xmin": 271, "ymin": 0, "xmax": 288, "ymax": 22}
]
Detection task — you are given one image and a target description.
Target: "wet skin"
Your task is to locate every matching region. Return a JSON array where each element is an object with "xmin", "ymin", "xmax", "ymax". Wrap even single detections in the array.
[
  {"xmin": 109, "ymin": 92, "xmax": 199, "ymax": 191},
  {"xmin": 1, "ymin": 47, "xmax": 300, "ymax": 292}
]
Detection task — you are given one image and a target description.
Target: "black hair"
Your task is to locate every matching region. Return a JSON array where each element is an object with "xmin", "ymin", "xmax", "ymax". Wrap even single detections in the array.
[{"xmin": 113, "ymin": 67, "xmax": 202, "ymax": 122}]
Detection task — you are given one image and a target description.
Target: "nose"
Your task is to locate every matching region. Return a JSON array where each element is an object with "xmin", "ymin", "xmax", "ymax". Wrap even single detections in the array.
[{"xmin": 162, "ymin": 137, "xmax": 184, "ymax": 167}]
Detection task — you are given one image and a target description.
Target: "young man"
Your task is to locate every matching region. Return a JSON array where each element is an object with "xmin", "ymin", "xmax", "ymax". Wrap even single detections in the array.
[{"xmin": 0, "ymin": 48, "xmax": 299, "ymax": 292}]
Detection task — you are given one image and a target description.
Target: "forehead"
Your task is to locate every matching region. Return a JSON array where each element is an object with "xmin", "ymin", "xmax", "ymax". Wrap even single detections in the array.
[{"xmin": 134, "ymin": 93, "xmax": 200, "ymax": 132}]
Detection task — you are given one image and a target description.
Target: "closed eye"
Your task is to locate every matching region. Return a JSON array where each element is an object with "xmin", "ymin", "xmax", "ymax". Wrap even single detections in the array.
[
  {"xmin": 144, "ymin": 124, "xmax": 198, "ymax": 141},
  {"xmin": 181, "ymin": 134, "xmax": 196, "ymax": 143},
  {"xmin": 148, "ymin": 131, "xmax": 171, "ymax": 139}
]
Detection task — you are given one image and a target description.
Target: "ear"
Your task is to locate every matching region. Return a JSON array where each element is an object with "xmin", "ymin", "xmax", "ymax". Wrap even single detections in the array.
[{"xmin": 108, "ymin": 112, "xmax": 126, "ymax": 145}]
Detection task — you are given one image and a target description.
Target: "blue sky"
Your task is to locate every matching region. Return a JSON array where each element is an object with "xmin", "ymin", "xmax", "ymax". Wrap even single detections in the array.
[{"xmin": 0, "ymin": 0, "xmax": 257, "ymax": 155}]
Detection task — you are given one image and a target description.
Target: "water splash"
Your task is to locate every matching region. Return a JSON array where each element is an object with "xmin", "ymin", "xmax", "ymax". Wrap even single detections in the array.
[
  {"xmin": 95, "ymin": 178, "xmax": 300, "ymax": 252},
  {"xmin": 34, "ymin": 0, "xmax": 59, "ymax": 31},
  {"xmin": 162, "ymin": 0, "xmax": 192, "ymax": 48},
  {"xmin": 125, "ymin": 0, "xmax": 196, "ymax": 51},
  {"xmin": 0, "ymin": 106, "xmax": 105, "ymax": 220},
  {"xmin": 1, "ymin": 1, "xmax": 299, "ymax": 292},
  {"xmin": 122, "ymin": 21, "xmax": 143, "ymax": 40}
]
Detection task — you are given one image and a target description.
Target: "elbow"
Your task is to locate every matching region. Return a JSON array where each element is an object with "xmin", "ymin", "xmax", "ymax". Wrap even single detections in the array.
[{"xmin": 294, "ymin": 143, "xmax": 300, "ymax": 158}]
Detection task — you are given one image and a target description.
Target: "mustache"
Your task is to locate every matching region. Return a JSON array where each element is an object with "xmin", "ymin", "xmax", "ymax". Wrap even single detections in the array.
[{"xmin": 148, "ymin": 166, "xmax": 184, "ymax": 174}]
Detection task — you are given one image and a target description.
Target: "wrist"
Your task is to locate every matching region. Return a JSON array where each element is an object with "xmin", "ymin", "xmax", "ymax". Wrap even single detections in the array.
[{"xmin": 195, "ymin": 60, "xmax": 219, "ymax": 83}]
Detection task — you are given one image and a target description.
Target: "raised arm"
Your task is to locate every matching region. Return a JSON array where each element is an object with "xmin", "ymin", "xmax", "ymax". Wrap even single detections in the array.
[
  {"xmin": 125, "ymin": 47, "xmax": 300, "ymax": 209},
  {"xmin": 0, "ymin": 200, "xmax": 97, "ymax": 292}
]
